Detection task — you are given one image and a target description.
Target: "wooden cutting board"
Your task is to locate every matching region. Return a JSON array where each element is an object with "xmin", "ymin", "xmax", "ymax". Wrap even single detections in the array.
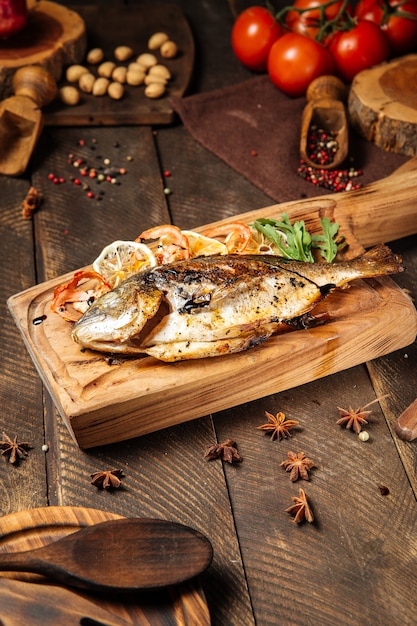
[
  {"xmin": 7, "ymin": 159, "xmax": 417, "ymax": 449},
  {"xmin": 0, "ymin": 506, "xmax": 210, "ymax": 625},
  {"xmin": 348, "ymin": 54, "xmax": 417, "ymax": 156},
  {"xmin": 42, "ymin": 3, "xmax": 194, "ymax": 126}
]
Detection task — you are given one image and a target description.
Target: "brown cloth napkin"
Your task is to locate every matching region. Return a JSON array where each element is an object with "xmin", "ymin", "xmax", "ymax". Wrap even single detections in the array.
[{"xmin": 170, "ymin": 75, "xmax": 408, "ymax": 203}]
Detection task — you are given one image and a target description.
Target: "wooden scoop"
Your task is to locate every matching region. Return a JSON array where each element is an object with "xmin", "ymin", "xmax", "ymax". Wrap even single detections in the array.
[
  {"xmin": 0, "ymin": 65, "xmax": 57, "ymax": 176},
  {"xmin": 0, "ymin": 518, "xmax": 213, "ymax": 592},
  {"xmin": 395, "ymin": 398, "xmax": 417, "ymax": 441},
  {"xmin": 300, "ymin": 75, "xmax": 349, "ymax": 170}
]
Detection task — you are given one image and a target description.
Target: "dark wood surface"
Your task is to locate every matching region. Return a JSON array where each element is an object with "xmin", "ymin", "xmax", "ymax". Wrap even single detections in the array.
[{"xmin": 1, "ymin": 1, "xmax": 416, "ymax": 624}]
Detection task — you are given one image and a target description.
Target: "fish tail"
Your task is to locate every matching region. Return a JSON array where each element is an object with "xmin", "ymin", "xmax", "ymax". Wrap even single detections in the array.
[{"xmin": 360, "ymin": 244, "xmax": 404, "ymax": 275}]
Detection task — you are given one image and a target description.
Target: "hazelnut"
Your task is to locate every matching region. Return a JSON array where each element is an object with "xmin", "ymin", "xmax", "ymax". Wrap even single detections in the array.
[
  {"xmin": 79, "ymin": 72, "xmax": 95, "ymax": 93},
  {"xmin": 114, "ymin": 45, "xmax": 134, "ymax": 62},
  {"xmin": 98, "ymin": 61, "xmax": 116, "ymax": 78},
  {"xmin": 144, "ymin": 82, "xmax": 165, "ymax": 99},
  {"xmin": 92, "ymin": 77, "xmax": 110, "ymax": 96},
  {"xmin": 66, "ymin": 64, "xmax": 89, "ymax": 83},
  {"xmin": 112, "ymin": 66, "xmax": 127, "ymax": 84},
  {"xmin": 148, "ymin": 64, "xmax": 171, "ymax": 80},
  {"xmin": 86, "ymin": 48, "xmax": 104, "ymax": 64},
  {"xmin": 59, "ymin": 85, "xmax": 80, "ymax": 106},
  {"xmin": 126, "ymin": 69, "xmax": 146, "ymax": 86},
  {"xmin": 136, "ymin": 53, "xmax": 157, "ymax": 69},
  {"xmin": 147, "ymin": 32, "xmax": 169, "ymax": 50},
  {"xmin": 160, "ymin": 40, "xmax": 178, "ymax": 59},
  {"xmin": 107, "ymin": 82, "xmax": 124, "ymax": 100}
]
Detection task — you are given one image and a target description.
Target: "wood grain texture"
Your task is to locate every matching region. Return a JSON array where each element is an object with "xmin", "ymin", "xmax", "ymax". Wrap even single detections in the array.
[
  {"xmin": 348, "ymin": 55, "xmax": 417, "ymax": 156},
  {"xmin": 43, "ymin": 3, "xmax": 195, "ymax": 126},
  {"xmin": 0, "ymin": 506, "xmax": 210, "ymax": 624},
  {"xmin": 0, "ymin": 1, "xmax": 86, "ymax": 98}
]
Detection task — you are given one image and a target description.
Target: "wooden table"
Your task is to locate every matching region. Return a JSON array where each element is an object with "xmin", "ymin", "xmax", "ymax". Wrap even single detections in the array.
[{"xmin": 1, "ymin": 1, "xmax": 417, "ymax": 624}]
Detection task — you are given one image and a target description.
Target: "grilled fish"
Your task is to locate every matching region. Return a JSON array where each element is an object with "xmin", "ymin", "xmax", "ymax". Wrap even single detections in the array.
[{"xmin": 71, "ymin": 244, "xmax": 404, "ymax": 362}]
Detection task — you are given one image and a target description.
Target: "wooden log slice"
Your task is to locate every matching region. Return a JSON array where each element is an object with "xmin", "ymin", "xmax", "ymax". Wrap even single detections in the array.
[
  {"xmin": 0, "ymin": 1, "xmax": 86, "ymax": 99},
  {"xmin": 348, "ymin": 54, "xmax": 417, "ymax": 157}
]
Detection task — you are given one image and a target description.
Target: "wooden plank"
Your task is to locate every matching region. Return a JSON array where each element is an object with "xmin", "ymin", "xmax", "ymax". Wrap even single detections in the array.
[
  {"xmin": 7, "ymin": 161, "xmax": 417, "ymax": 448},
  {"xmin": 42, "ymin": 3, "xmax": 195, "ymax": 126},
  {"xmin": 0, "ymin": 175, "xmax": 49, "ymax": 514},
  {"xmin": 213, "ymin": 366, "xmax": 417, "ymax": 625}
]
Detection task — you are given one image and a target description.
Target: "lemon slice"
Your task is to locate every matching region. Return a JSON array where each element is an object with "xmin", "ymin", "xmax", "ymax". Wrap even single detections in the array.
[
  {"xmin": 182, "ymin": 230, "xmax": 228, "ymax": 257},
  {"xmin": 93, "ymin": 240, "xmax": 157, "ymax": 287}
]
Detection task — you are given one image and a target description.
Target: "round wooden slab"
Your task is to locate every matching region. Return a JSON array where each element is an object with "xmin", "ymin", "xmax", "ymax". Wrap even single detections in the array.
[
  {"xmin": 0, "ymin": 506, "xmax": 210, "ymax": 625},
  {"xmin": 348, "ymin": 54, "xmax": 417, "ymax": 156},
  {"xmin": 0, "ymin": 1, "xmax": 86, "ymax": 99}
]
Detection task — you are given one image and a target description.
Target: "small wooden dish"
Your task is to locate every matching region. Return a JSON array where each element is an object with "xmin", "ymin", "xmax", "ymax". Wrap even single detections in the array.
[
  {"xmin": 0, "ymin": 65, "xmax": 56, "ymax": 176},
  {"xmin": 300, "ymin": 75, "xmax": 349, "ymax": 170}
]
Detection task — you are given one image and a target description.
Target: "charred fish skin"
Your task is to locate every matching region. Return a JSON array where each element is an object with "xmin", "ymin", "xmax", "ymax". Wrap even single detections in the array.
[{"xmin": 71, "ymin": 244, "xmax": 404, "ymax": 361}]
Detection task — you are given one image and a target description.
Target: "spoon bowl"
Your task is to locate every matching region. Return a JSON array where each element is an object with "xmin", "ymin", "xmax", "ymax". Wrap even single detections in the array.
[{"xmin": 0, "ymin": 518, "xmax": 213, "ymax": 592}]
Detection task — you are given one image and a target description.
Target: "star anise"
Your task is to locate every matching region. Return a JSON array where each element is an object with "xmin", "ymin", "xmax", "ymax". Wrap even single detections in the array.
[
  {"xmin": 90, "ymin": 469, "xmax": 124, "ymax": 489},
  {"xmin": 257, "ymin": 411, "xmax": 299, "ymax": 441},
  {"xmin": 0, "ymin": 432, "xmax": 32, "ymax": 464},
  {"xmin": 280, "ymin": 451, "xmax": 315, "ymax": 481},
  {"xmin": 336, "ymin": 396, "xmax": 388, "ymax": 434},
  {"xmin": 285, "ymin": 487, "xmax": 314, "ymax": 524},
  {"xmin": 204, "ymin": 438, "xmax": 242, "ymax": 464}
]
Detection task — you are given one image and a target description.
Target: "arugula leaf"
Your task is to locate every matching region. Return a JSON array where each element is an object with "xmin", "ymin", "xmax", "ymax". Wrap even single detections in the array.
[
  {"xmin": 312, "ymin": 217, "xmax": 346, "ymax": 263},
  {"xmin": 252, "ymin": 214, "xmax": 344, "ymax": 263},
  {"xmin": 252, "ymin": 214, "xmax": 314, "ymax": 262}
]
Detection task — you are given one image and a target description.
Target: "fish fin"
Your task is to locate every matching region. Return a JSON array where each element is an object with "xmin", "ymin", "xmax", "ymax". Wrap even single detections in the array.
[{"xmin": 361, "ymin": 244, "xmax": 404, "ymax": 272}]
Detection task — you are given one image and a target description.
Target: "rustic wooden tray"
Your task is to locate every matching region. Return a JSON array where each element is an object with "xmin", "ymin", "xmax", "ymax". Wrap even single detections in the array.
[
  {"xmin": 0, "ymin": 506, "xmax": 209, "ymax": 625},
  {"xmin": 8, "ymin": 161, "xmax": 417, "ymax": 449},
  {"xmin": 43, "ymin": 3, "xmax": 195, "ymax": 126}
]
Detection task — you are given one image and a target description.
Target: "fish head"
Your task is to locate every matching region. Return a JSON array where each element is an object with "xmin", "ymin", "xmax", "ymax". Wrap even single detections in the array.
[{"xmin": 71, "ymin": 277, "xmax": 163, "ymax": 353}]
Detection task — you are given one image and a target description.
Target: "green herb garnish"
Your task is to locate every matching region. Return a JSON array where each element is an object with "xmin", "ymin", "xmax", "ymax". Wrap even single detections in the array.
[
  {"xmin": 252, "ymin": 214, "xmax": 344, "ymax": 263},
  {"xmin": 311, "ymin": 217, "xmax": 346, "ymax": 263}
]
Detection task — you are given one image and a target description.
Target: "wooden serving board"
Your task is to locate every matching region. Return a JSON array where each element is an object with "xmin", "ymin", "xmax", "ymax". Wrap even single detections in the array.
[
  {"xmin": 348, "ymin": 54, "xmax": 417, "ymax": 157},
  {"xmin": 8, "ymin": 160, "xmax": 417, "ymax": 449},
  {"xmin": 42, "ymin": 3, "xmax": 195, "ymax": 126},
  {"xmin": 0, "ymin": 506, "xmax": 210, "ymax": 625}
]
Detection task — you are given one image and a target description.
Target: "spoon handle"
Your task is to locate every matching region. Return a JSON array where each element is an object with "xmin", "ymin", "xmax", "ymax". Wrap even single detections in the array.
[{"xmin": 0, "ymin": 550, "xmax": 52, "ymax": 577}]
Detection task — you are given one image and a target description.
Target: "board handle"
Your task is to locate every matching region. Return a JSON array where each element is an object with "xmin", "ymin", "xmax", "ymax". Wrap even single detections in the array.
[{"xmin": 337, "ymin": 157, "xmax": 417, "ymax": 248}]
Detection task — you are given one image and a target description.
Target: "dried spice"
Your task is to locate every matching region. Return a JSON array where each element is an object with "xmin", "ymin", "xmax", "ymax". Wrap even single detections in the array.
[
  {"xmin": 204, "ymin": 438, "xmax": 242, "ymax": 464},
  {"xmin": 90, "ymin": 469, "xmax": 124, "ymax": 489},
  {"xmin": 297, "ymin": 161, "xmax": 363, "ymax": 192},
  {"xmin": 286, "ymin": 487, "xmax": 314, "ymax": 524},
  {"xmin": 336, "ymin": 396, "xmax": 388, "ymax": 434},
  {"xmin": 257, "ymin": 411, "xmax": 299, "ymax": 441},
  {"xmin": 21, "ymin": 186, "xmax": 41, "ymax": 220},
  {"xmin": 280, "ymin": 451, "xmax": 315, "ymax": 481},
  {"xmin": 306, "ymin": 126, "xmax": 338, "ymax": 166},
  {"xmin": 0, "ymin": 432, "xmax": 32, "ymax": 464}
]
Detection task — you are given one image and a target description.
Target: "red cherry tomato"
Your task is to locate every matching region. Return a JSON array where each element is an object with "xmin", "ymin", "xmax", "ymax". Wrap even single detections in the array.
[
  {"xmin": 354, "ymin": 0, "xmax": 417, "ymax": 56},
  {"xmin": 285, "ymin": 0, "xmax": 349, "ymax": 39},
  {"xmin": 231, "ymin": 6, "xmax": 283, "ymax": 72},
  {"xmin": 267, "ymin": 32, "xmax": 335, "ymax": 97},
  {"xmin": 329, "ymin": 20, "xmax": 390, "ymax": 83}
]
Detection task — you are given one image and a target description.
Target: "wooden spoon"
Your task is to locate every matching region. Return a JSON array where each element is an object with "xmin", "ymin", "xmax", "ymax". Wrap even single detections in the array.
[
  {"xmin": 395, "ymin": 398, "xmax": 417, "ymax": 441},
  {"xmin": 0, "ymin": 65, "xmax": 57, "ymax": 176},
  {"xmin": 0, "ymin": 518, "xmax": 213, "ymax": 592},
  {"xmin": 300, "ymin": 75, "xmax": 349, "ymax": 170}
]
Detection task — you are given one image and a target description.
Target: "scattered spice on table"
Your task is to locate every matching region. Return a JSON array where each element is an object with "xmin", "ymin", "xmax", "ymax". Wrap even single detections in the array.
[
  {"xmin": 286, "ymin": 487, "xmax": 314, "ymax": 524},
  {"xmin": 378, "ymin": 485, "xmax": 390, "ymax": 496},
  {"xmin": 280, "ymin": 451, "xmax": 315, "ymax": 481},
  {"xmin": 257, "ymin": 411, "xmax": 299, "ymax": 441},
  {"xmin": 90, "ymin": 469, "xmax": 124, "ymax": 489},
  {"xmin": 204, "ymin": 438, "xmax": 242, "ymax": 464},
  {"xmin": 21, "ymin": 186, "xmax": 41, "ymax": 220},
  {"xmin": 336, "ymin": 396, "xmax": 388, "ymax": 434},
  {"xmin": 0, "ymin": 432, "xmax": 32, "ymax": 464}
]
